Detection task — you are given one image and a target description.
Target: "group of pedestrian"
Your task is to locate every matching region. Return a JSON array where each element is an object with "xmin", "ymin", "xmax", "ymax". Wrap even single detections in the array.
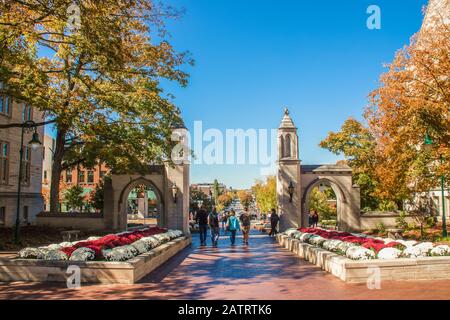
[
  {"xmin": 309, "ymin": 210, "xmax": 319, "ymax": 227},
  {"xmin": 195, "ymin": 206, "xmax": 261, "ymax": 247}
]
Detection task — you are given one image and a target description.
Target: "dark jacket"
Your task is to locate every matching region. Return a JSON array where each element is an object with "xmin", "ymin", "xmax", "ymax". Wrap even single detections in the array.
[
  {"xmin": 196, "ymin": 210, "xmax": 208, "ymax": 226},
  {"xmin": 209, "ymin": 212, "xmax": 219, "ymax": 228},
  {"xmin": 270, "ymin": 213, "xmax": 280, "ymax": 226}
]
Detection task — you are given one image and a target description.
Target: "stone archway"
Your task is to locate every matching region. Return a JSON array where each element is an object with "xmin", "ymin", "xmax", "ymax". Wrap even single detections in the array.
[
  {"xmin": 301, "ymin": 177, "xmax": 347, "ymax": 231},
  {"xmin": 276, "ymin": 109, "xmax": 361, "ymax": 232},
  {"xmin": 118, "ymin": 177, "xmax": 165, "ymax": 229}
]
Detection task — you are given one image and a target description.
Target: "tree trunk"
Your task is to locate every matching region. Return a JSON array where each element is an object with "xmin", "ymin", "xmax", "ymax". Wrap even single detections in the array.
[{"xmin": 49, "ymin": 127, "xmax": 67, "ymax": 214}]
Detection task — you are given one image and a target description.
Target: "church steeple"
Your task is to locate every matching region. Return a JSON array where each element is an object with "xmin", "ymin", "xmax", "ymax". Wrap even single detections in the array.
[{"xmin": 278, "ymin": 108, "xmax": 299, "ymax": 161}]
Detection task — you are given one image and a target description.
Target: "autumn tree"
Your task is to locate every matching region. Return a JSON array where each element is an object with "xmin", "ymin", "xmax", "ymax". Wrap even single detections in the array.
[
  {"xmin": 320, "ymin": 118, "xmax": 380, "ymax": 209},
  {"xmin": 236, "ymin": 190, "xmax": 253, "ymax": 208},
  {"xmin": 308, "ymin": 187, "xmax": 336, "ymax": 221},
  {"xmin": 0, "ymin": 1, "xmax": 192, "ymax": 214},
  {"xmin": 366, "ymin": 15, "xmax": 449, "ymax": 202},
  {"xmin": 252, "ymin": 176, "xmax": 277, "ymax": 213}
]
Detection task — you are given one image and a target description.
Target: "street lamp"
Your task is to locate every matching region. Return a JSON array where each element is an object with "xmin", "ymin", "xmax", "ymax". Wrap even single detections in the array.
[
  {"xmin": 172, "ymin": 183, "xmax": 178, "ymax": 203},
  {"xmin": 424, "ymin": 132, "xmax": 447, "ymax": 238},
  {"xmin": 15, "ymin": 120, "xmax": 42, "ymax": 243},
  {"xmin": 288, "ymin": 181, "xmax": 295, "ymax": 203}
]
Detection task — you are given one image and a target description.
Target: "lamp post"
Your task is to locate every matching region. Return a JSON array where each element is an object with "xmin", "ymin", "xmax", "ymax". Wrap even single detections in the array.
[
  {"xmin": 424, "ymin": 132, "xmax": 447, "ymax": 238},
  {"xmin": 288, "ymin": 181, "xmax": 295, "ymax": 203},
  {"xmin": 15, "ymin": 120, "xmax": 42, "ymax": 243}
]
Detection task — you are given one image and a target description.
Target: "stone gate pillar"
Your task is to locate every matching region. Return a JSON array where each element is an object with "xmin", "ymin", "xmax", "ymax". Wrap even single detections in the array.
[{"xmin": 277, "ymin": 108, "xmax": 302, "ymax": 231}]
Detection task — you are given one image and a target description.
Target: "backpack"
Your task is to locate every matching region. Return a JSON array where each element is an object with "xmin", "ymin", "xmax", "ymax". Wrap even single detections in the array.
[
  {"xmin": 228, "ymin": 216, "xmax": 239, "ymax": 231},
  {"xmin": 240, "ymin": 214, "xmax": 250, "ymax": 227},
  {"xmin": 209, "ymin": 213, "xmax": 219, "ymax": 228}
]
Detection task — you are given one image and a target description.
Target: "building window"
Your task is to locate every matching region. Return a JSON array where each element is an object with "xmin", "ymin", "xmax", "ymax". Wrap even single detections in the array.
[
  {"xmin": 79, "ymin": 170, "xmax": 85, "ymax": 183},
  {"xmin": 0, "ymin": 96, "xmax": 12, "ymax": 117},
  {"xmin": 23, "ymin": 206, "xmax": 29, "ymax": 223},
  {"xmin": 66, "ymin": 170, "xmax": 72, "ymax": 183},
  {"xmin": 21, "ymin": 146, "xmax": 31, "ymax": 185},
  {"xmin": 0, "ymin": 207, "xmax": 5, "ymax": 225},
  {"xmin": 0, "ymin": 141, "xmax": 9, "ymax": 184},
  {"xmin": 22, "ymin": 103, "xmax": 32, "ymax": 122},
  {"xmin": 87, "ymin": 170, "xmax": 94, "ymax": 184},
  {"xmin": 44, "ymin": 170, "xmax": 48, "ymax": 180}
]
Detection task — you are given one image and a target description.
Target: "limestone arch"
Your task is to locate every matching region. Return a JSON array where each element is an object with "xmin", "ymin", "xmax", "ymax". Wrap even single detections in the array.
[
  {"xmin": 118, "ymin": 177, "xmax": 165, "ymax": 230},
  {"xmin": 301, "ymin": 177, "xmax": 348, "ymax": 230}
]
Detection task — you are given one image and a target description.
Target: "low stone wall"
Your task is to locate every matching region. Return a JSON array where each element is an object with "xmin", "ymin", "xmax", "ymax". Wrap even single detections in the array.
[
  {"xmin": 36, "ymin": 213, "xmax": 106, "ymax": 231},
  {"xmin": 0, "ymin": 236, "xmax": 191, "ymax": 284},
  {"xmin": 277, "ymin": 234, "xmax": 450, "ymax": 283},
  {"xmin": 359, "ymin": 211, "xmax": 416, "ymax": 230}
]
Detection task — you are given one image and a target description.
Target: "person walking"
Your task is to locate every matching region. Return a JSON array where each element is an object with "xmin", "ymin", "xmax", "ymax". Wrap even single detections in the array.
[
  {"xmin": 269, "ymin": 208, "xmax": 280, "ymax": 237},
  {"xmin": 240, "ymin": 207, "xmax": 251, "ymax": 245},
  {"xmin": 312, "ymin": 210, "xmax": 319, "ymax": 228},
  {"xmin": 221, "ymin": 211, "xmax": 228, "ymax": 234},
  {"xmin": 208, "ymin": 207, "xmax": 220, "ymax": 247},
  {"xmin": 196, "ymin": 205, "xmax": 208, "ymax": 246},
  {"xmin": 226, "ymin": 210, "xmax": 240, "ymax": 246}
]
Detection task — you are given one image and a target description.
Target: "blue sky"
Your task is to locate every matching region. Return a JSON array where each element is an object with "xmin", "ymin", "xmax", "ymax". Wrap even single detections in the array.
[{"xmin": 46, "ymin": 0, "xmax": 428, "ymax": 189}]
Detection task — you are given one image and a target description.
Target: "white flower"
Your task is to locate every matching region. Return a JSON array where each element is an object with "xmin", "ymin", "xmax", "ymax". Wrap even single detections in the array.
[
  {"xmin": 377, "ymin": 248, "xmax": 402, "ymax": 260},
  {"xmin": 69, "ymin": 247, "xmax": 96, "ymax": 261},
  {"xmin": 396, "ymin": 240, "xmax": 418, "ymax": 247},
  {"xmin": 285, "ymin": 229, "xmax": 298, "ymax": 237},
  {"xmin": 44, "ymin": 249, "xmax": 68, "ymax": 261},
  {"xmin": 103, "ymin": 245, "xmax": 138, "ymax": 262},
  {"xmin": 58, "ymin": 242, "xmax": 73, "ymax": 248},
  {"xmin": 292, "ymin": 231, "xmax": 303, "ymax": 240},
  {"xmin": 299, "ymin": 233, "xmax": 314, "ymax": 243},
  {"xmin": 403, "ymin": 242, "xmax": 434, "ymax": 258},
  {"xmin": 322, "ymin": 240, "xmax": 343, "ymax": 252},
  {"xmin": 430, "ymin": 245, "xmax": 450, "ymax": 257},
  {"xmin": 131, "ymin": 239, "xmax": 153, "ymax": 254},
  {"xmin": 309, "ymin": 236, "xmax": 326, "ymax": 247},
  {"xmin": 87, "ymin": 236, "xmax": 101, "ymax": 241},
  {"xmin": 18, "ymin": 247, "xmax": 40, "ymax": 259},
  {"xmin": 336, "ymin": 241, "xmax": 358, "ymax": 254},
  {"xmin": 346, "ymin": 246, "xmax": 376, "ymax": 260}
]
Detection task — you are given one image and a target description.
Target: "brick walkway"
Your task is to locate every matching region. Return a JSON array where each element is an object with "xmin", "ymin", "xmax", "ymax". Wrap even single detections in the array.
[{"xmin": 1, "ymin": 230, "xmax": 450, "ymax": 300}]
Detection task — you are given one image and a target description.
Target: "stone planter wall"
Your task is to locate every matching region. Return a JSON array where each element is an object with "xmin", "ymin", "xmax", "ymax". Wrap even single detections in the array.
[
  {"xmin": 0, "ymin": 236, "xmax": 191, "ymax": 284},
  {"xmin": 277, "ymin": 234, "xmax": 450, "ymax": 283}
]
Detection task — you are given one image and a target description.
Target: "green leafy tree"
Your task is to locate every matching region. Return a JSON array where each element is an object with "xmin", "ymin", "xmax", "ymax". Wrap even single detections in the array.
[
  {"xmin": 309, "ymin": 187, "xmax": 336, "ymax": 221},
  {"xmin": 190, "ymin": 188, "xmax": 213, "ymax": 213},
  {"xmin": 64, "ymin": 185, "xmax": 84, "ymax": 212},
  {"xmin": 0, "ymin": 1, "xmax": 193, "ymax": 214}
]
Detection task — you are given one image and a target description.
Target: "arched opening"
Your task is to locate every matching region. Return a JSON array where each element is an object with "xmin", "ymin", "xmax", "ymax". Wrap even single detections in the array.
[
  {"xmin": 284, "ymin": 134, "xmax": 291, "ymax": 158},
  {"xmin": 280, "ymin": 135, "xmax": 285, "ymax": 158},
  {"xmin": 302, "ymin": 178, "xmax": 347, "ymax": 230},
  {"xmin": 126, "ymin": 184, "xmax": 160, "ymax": 228},
  {"xmin": 118, "ymin": 178, "xmax": 165, "ymax": 230}
]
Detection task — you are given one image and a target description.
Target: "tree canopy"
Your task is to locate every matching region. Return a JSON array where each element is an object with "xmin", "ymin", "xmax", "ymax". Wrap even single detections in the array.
[{"xmin": 0, "ymin": 1, "xmax": 193, "ymax": 213}]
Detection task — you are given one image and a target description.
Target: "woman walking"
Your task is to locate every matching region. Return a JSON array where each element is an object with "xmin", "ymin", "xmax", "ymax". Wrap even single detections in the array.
[{"xmin": 226, "ymin": 210, "xmax": 240, "ymax": 246}]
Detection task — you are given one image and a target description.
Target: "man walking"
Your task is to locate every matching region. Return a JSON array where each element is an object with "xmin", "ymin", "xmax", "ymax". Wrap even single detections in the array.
[
  {"xmin": 209, "ymin": 207, "xmax": 220, "ymax": 247},
  {"xmin": 240, "ymin": 207, "xmax": 251, "ymax": 245},
  {"xmin": 196, "ymin": 205, "xmax": 208, "ymax": 246},
  {"xmin": 269, "ymin": 208, "xmax": 280, "ymax": 237}
]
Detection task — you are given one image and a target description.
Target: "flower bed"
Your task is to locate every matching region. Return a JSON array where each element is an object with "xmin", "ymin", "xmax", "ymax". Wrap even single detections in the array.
[
  {"xmin": 17, "ymin": 227, "xmax": 183, "ymax": 262},
  {"xmin": 284, "ymin": 227, "xmax": 450, "ymax": 261}
]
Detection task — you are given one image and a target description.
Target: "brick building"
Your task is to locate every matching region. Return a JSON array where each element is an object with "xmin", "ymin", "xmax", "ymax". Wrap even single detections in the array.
[{"xmin": 0, "ymin": 84, "xmax": 45, "ymax": 227}]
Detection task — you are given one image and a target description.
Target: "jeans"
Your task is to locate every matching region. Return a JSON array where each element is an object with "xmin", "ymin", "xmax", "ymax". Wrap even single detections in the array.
[
  {"xmin": 269, "ymin": 224, "xmax": 278, "ymax": 236},
  {"xmin": 229, "ymin": 230, "xmax": 237, "ymax": 245},
  {"xmin": 211, "ymin": 227, "xmax": 220, "ymax": 245},
  {"xmin": 199, "ymin": 224, "xmax": 208, "ymax": 244}
]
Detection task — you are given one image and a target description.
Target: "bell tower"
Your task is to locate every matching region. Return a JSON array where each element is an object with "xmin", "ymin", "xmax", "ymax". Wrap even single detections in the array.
[{"xmin": 277, "ymin": 108, "xmax": 302, "ymax": 231}]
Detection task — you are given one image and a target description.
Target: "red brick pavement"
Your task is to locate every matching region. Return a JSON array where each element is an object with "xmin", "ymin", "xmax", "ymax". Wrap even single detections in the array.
[{"xmin": 1, "ymin": 230, "xmax": 450, "ymax": 300}]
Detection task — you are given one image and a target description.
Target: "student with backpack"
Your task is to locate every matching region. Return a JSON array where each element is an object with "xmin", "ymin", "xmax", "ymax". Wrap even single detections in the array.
[
  {"xmin": 240, "ymin": 207, "xmax": 251, "ymax": 245},
  {"xmin": 208, "ymin": 207, "xmax": 220, "ymax": 247},
  {"xmin": 226, "ymin": 210, "xmax": 240, "ymax": 246}
]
